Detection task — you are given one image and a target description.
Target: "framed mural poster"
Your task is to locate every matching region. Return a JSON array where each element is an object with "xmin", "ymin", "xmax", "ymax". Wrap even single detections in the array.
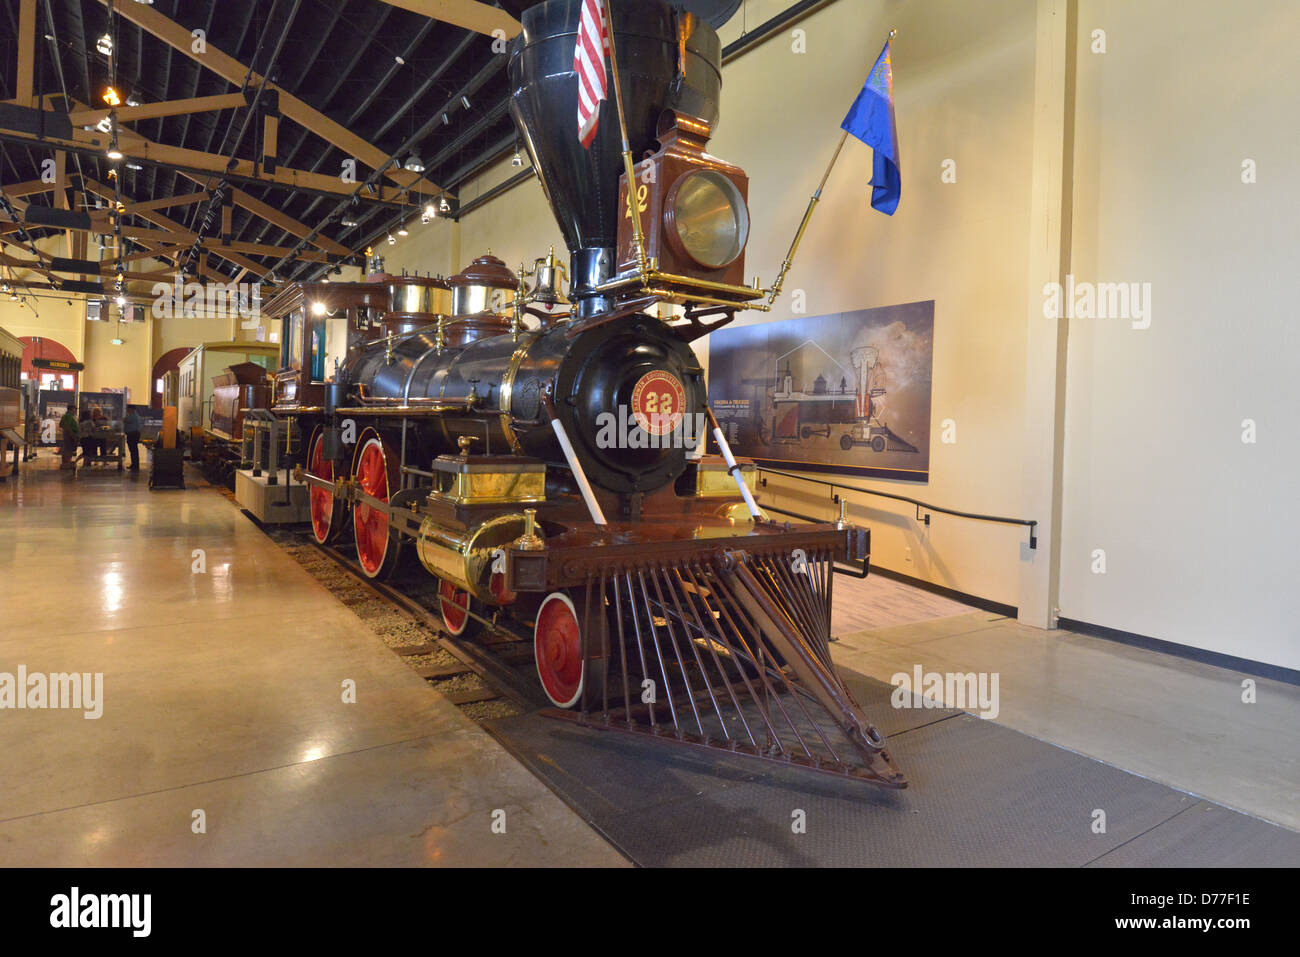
[{"xmin": 707, "ymin": 300, "xmax": 934, "ymax": 482}]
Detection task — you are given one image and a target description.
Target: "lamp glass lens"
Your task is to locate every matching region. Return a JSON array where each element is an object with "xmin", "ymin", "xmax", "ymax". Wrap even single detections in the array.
[{"xmin": 672, "ymin": 170, "xmax": 748, "ymax": 269}]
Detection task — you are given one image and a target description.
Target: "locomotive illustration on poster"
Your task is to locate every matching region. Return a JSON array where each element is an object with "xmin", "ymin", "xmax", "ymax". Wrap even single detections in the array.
[{"xmin": 708, "ymin": 300, "xmax": 934, "ymax": 481}]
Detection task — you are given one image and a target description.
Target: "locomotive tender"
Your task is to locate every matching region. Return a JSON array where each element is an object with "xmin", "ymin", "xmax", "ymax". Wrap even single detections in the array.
[{"xmin": 276, "ymin": 0, "xmax": 904, "ymax": 788}]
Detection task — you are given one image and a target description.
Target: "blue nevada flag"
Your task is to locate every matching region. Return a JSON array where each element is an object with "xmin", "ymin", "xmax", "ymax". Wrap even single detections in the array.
[{"xmin": 841, "ymin": 39, "xmax": 900, "ymax": 215}]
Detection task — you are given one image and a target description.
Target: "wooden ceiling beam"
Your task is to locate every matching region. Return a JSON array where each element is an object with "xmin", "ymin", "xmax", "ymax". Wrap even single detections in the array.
[
  {"xmin": 0, "ymin": 122, "xmax": 415, "ymax": 203},
  {"xmin": 123, "ymin": 191, "xmax": 212, "ymax": 215},
  {"xmin": 179, "ymin": 173, "xmax": 351, "ymax": 257},
  {"xmin": 97, "ymin": 0, "xmax": 446, "ymax": 194},
  {"xmin": 69, "ymin": 92, "xmax": 251, "ymax": 128},
  {"xmin": 82, "ymin": 179, "xmax": 266, "ymax": 278},
  {"xmin": 16, "ymin": 0, "xmax": 37, "ymax": 106},
  {"xmin": 1, "ymin": 180, "xmax": 54, "ymax": 199}
]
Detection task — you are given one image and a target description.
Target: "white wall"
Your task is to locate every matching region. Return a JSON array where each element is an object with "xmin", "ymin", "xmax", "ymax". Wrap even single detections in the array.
[{"xmin": 1060, "ymin": 0, "xmax": 1300, "ymax": 669}]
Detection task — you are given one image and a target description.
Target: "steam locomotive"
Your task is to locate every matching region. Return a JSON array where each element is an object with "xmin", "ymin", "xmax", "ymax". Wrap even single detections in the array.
[{"xmin": 272, "ymin": 0, "xmax": 905, "ymax": 788}]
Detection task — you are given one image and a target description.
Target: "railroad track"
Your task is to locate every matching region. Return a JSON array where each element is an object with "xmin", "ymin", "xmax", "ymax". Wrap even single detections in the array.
[
  {"xmin": 247, "ymin": 513, "xmax": 548, "ymax": 721},
  {"xmin": 306, "ymin": 538, "xmax": 548, "ymax": 714}
]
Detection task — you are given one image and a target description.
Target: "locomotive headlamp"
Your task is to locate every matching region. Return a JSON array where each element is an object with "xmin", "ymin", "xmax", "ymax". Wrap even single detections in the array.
[
  {"xmin": 667, "ymin": 169, "xmax": 750, "ymax": 270},
  {"xmin": 615, "ymin": 112, "xmax": 754, "ymax": 297}
]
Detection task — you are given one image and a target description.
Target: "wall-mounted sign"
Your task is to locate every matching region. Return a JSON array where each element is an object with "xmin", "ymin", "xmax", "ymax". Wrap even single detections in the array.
[{"xmin": 31, "ymin": 358, "xmax": 86, "ymax": 372}]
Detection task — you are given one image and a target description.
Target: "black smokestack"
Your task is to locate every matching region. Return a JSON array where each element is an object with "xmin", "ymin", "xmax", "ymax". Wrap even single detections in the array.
[{"xmin": 509, "ymin": 0, "xmax": 722, "ymax": 318}]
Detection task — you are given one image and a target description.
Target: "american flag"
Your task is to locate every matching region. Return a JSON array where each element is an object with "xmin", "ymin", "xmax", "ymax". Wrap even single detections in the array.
[{"xmin": 574, "ymin": 0, "xmax": 610, "ymax": 149}]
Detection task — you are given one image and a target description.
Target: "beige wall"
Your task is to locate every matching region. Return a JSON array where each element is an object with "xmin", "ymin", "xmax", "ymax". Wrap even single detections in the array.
[
  {"xmin": 705, "ymin": 0, "xmax": 1039, "ymax": 609},
  {"xmin": 0, "ymin": 295, "xmax": 86, "ymax": 362},
  {"xmin": 1060, "ymin": 0, "xmax": 1300, "ymax": 669}
]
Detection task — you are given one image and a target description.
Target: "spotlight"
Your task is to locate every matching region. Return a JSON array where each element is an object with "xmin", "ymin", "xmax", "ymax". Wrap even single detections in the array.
[
  {"xmin": 512, "ymin": 150, "xmax": 524, "ymax": 168},
  {"xmin": 125, "ymin": 91, "xmax": 142, "ymax": 107},
  {"xmin": 460, "ymin": 96, "xmax": 471, "ymax": 110},
  {"xmin": 96, "ymin": 33, "xmax": 113, "ymax": 56},
  {"xmin": 126, "ymin": 161, "xmax": 143, "ymax": 171},
  {"xmin": 439, "ymin": 195, "xmax": 451, "ymax": 214},
  {"xmin": 341, "ymin": 218, "xmax": 358, "ymax": 228},
  {"xmin": 396, "ymin": 223, "xmax": 409, "ymax": 237},
  {"xmin": 95, "ymin": 116, "xmax": 113, "ymax": 134},
  {"xmin": 420, "ymin": 208, "xmax": 430, "ymax": 225},
  {"xmin": 132, "ymin": 0, "xmax": 155, "ymax": 5},
  {"xmin": 311, "ymin": 301, "xmax": 327, "ymax": 316},
  {"xmin": 404, "ymin": 155, "xmax": 425, "ymax": 173},
  {"xmin": 394, "ymin": 55, "xmax": 405, "ymax": 65},
  {"xmin": 107, "ymin": 135, "xmax": 123, "ymax": 161},
  {"xmin": 102, "ymin": 86, "xmax": 121, "ymax": 107},
  {"xmin": 387, "ymin": 233, "xmax": 395, "ymax": 246},
  {"xmin": 115, "ymin": 295, "xmax": 126, "ymax": 307},
  {"xmin": 441, "ymin": 113, "xmax": 450, "ymax": 126}
]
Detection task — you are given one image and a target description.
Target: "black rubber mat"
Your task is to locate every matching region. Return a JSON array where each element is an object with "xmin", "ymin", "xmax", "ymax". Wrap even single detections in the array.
[{"xmin": 484, "ymin": 671, "xmax": 1300, "ymax": 867}]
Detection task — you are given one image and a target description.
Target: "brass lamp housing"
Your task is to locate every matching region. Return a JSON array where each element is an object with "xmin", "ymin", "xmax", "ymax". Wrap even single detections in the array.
[{"xmin": 616, "ymin": 111, "xmax": 751, "ymax": 291}]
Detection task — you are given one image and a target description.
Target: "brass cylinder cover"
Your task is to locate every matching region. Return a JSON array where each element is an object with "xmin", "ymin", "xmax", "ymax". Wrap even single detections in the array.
[{"xmin": 416, "ymin": 512, "xmax": 531, "ymax": 604}]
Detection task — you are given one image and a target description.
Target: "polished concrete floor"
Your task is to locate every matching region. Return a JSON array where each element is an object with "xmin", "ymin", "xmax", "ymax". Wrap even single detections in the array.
[
  {"xmin": 828, "ymin": 602, "xmax": 1300, "ymax": 833},
  {"xmin": 2, "ymin": 456, "xmax": 1295, "ymax": 866},
  {"xmin": 0, "ymin": 460, "xmax": 626, "ymax": 866}
]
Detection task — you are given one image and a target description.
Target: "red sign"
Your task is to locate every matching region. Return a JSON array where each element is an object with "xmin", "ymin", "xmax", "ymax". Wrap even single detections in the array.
[{"xmin": 631, "ymin": 370, "xmax": 686, "ymax": 436}]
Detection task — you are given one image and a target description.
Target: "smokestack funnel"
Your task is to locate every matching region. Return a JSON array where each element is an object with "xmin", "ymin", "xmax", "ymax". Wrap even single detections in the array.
[{"xmin": 509, "ymin": 0, "xmax": 722, "ymax": 317}]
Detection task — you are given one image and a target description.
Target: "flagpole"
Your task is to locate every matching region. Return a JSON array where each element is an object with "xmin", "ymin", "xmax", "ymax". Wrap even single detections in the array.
[
  {"xmin": 766, "ymin": 28, "xmax": 896, "ymax": 308},
  {"xmin": 600, "ymin": 0, "xmax": 651, "ymax": 282}
]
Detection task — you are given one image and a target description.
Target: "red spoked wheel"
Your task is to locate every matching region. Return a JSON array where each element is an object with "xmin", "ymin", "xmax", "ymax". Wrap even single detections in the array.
[
  {"xmin": 438, "ymin": 580, "xmax": 476, "ymax": 637},
  {"xmin": 308, "ymin": 427, "xmax": 343, "ymax": 545},
  {"xmin": 352, "ymin": 431, "xmax": 402, "ymax": 579},
  {"xmin": 534, "ymin": 591, "xmax": 606, "ymax": 709}
]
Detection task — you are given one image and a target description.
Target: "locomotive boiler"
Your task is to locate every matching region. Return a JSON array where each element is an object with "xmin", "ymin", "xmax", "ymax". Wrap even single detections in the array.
[{"xmin": 277, "ymin": 0, "xmax": 904, "ymax": 789}]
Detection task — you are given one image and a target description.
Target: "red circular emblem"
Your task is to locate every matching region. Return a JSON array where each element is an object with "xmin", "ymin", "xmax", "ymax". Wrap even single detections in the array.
[{"xmin": 631, "ymin": 370, "xmax": 686, "ymax": 436}]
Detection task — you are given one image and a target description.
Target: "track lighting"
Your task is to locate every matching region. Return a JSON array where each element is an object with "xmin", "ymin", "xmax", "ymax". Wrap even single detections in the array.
[
  {"xmin": 512, "ymin": 150, "xmax": 524, "ymax": 168},
  {"xmin": 126, "ymin": 91, "xmax": 142, "ymax": 107},
  {"xmin": 442, "ymin": 113, "xmax": 450, "ymax": 126},
  {"xmin": 102, "ymin": 87, "xmax": 121, "ymax": 107},
  {"xmin": 96, "ymin": 34, "xmax": 113, "ymax": 56},
  {"xmin": 461, "ymin": 96, "xmax": 471, "ymax": 110},
  {"xmin": 387, "ymin": 233, "xmax": 395, "ymax": 246},
  {"xmin": 439, "ymin": 195, "xmax": 451, "ymax": 214},
  {"xmin": 96, "ymin": 116, "xmax": 113, "ymax": 133},
  {"xmin": 341, "ymin": 218, "xmax": 358, "ymax": 228}
]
